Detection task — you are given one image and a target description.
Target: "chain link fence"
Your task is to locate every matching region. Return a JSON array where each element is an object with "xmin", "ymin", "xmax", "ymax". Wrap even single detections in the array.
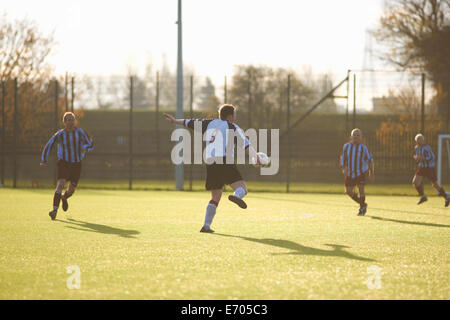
[{"xmin": 0, "ymin": 71, "xmax": 448, "ymax": 190}]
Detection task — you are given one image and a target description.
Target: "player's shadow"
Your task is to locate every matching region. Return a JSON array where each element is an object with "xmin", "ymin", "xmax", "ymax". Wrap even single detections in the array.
[
  {"xmin": 213, "ymin": 233, "xmax": 375, "ymax": 262},
  {"xmin": 251, "ymin": 195, "xmax": 444, "ymax": 216},
  {"xmin": 57, "ymin": 219, "xmax": 140, "ymax": 238},
  {"xmin": 367, "ymin": 206, "xmax": 447, "ymax": 217},
  {"xmin": 369, "ymin": 216, "xmax": 450, "ymax": 228}
]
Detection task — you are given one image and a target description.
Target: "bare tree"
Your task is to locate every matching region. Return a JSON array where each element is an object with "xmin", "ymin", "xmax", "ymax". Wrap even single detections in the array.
[
  {"xmin": 197, "ymin": 77, "xmax": 220, "ymax": 112},
  {"xmin": 374, "ymin": 0, "xmax": 450, "ymax": 124},
  {"xmin": 0, "ymin": 14, "xmax": 62, "ymax": 149},
  {"xmin": 0, "ymin": 13, "xmax": 55, "ymax": 82},
  {"xmin": 229, "ymin": 65, "xmax": 323, "ymax": 129}
]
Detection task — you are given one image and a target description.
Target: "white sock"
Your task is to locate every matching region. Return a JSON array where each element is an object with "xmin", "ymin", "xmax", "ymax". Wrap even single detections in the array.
[
  {"xmin": 203, "ymin": 202, "xmax": 217, "ymax": 228},
  {"xmin": 233, "ymin": 187, "xmax": 246, "ymax": 199}
]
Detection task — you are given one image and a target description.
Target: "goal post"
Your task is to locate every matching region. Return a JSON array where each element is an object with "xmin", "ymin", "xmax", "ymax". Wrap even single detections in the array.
[{"xmin": 437, "ymin": 134, "xmax": 450, "ymax": 190}]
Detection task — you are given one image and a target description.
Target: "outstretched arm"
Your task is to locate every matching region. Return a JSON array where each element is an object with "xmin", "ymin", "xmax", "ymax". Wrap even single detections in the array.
[{"xmin": 163, "ymin": 113, "xmax": 185, "ymax": 126}]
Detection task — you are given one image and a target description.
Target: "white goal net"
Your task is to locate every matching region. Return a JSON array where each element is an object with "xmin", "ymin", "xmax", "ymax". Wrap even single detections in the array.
[{"xmin": 437, "ymin": 135, "xmax": 450, "ymax": 191}]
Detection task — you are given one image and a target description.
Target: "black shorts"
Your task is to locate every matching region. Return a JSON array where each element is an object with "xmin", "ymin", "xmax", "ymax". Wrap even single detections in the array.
[
  {"xmin": 415, "ymin": 167, "xmax": 437, "ymax": 183},
  {"xmin": 205, "ymin": 163, "xmax": 243, "ymax": 190},
  {"xmin": 56, "ymin": 159, "xmax": 82, "ymax": 187},
  {"xmin": 345, "ymin": 171, "xmax": 367, "ymax": 187}
]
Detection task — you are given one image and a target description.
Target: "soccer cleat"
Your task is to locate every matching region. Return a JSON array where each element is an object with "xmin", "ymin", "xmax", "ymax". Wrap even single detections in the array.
[
  {"xmin": 361, "ymin": 203, "xmax": 368, "ymax": 216},
  {"xmin": 445, "ymin": 198, "xmax": 449, "ymax": 207},
  {"xmin": 228, "ymin": 195, "xmax": 247, "ymax": 209},
  {"xmin": 200, "ymin": 226, "xmax": 214, "ymax": 233},
  {"xmin": 417, "ymin": 196, "xmax": 428, "ymax": 205},
  {"xmin": 49, "ymin": 209, "xmax": 57, "ymax": 220},
  {"xmin": 61, "ymin": 197, "xmax": 68, "ymax": 212},
  {"xmin": 357, "ymin": 203, "xmax": 367, "ymax": 216}
]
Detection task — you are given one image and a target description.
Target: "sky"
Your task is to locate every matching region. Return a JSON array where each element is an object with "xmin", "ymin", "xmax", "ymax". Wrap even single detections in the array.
[{"xmin": 2, "ymin": 0, "xmax": 387, "ymax": 85}]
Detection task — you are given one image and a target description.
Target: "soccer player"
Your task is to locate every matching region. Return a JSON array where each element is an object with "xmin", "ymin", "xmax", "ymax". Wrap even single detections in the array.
[
  {"xmin": 412, "ymin": 133, "xmax": 449, "ymax": 207},
  {"xmin": 40, "ymin": 112, "xmax": 94, "ymax": 220},
  {"xmin": 163, "ymin": 104, "xmax": 262, "ymax": 233},
  {"xmin": 340, "ymin": 128, "xmax": 374, "ymax": 216}
]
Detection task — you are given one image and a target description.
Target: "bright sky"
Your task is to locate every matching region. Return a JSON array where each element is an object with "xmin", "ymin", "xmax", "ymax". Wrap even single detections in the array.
[{"xmin": 2, "ymin": 0, "xmax": 386, "ymax": 85}]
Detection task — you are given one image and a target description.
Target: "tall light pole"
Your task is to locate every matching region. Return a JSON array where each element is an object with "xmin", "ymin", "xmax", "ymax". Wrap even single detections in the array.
[{"xmin": 176, "ymin": 0, "xmax": 184, "ymax": 190}]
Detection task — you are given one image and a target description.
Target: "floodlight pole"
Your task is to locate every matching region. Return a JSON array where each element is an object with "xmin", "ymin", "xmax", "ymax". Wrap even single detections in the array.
[{"xmin": 176, "ymin": 0, "xmax": 184, "ymax": 190}]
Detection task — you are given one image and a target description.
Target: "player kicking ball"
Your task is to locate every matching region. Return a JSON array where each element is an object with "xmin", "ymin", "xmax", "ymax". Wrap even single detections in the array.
[
  {"xmin": 40, "ymin": 112, "xmax": 94, "ymax": 220},
  {"xmin": 412, "ymin": 134, "xmax": 449, "ymax": 207},
  {"xmin": 340, "ymin": 128, "xmax": 374, "ymax": 216},
  {"xmin": 163, "ymin": 104, "xmax": 263, "ymax": 233}
]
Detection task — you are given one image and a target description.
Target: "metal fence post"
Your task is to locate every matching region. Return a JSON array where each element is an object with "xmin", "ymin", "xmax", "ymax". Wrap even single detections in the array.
[
  {"xmin": 352, "ymin": 73, "xmax": 356, "ymax": 129},
  {"xmin": 13, "ymin": 78, "xmax": 18, "ymax": 188},
  {"xmin": 346, "ymin": 70, "xmax": 350, "ymax": 134},
  {"xmin": 53, "ymin": 79, "xmax": 59, "ymax": 186},
  {"xmin": 155, "ymin": 71, "xmax": 160, "ymax": 166},
  {"xmin": 129, "ymin": 76, "xmax": 134, "ymax": 191},
  {"xmin": 286, "ymin": 74, "xmax": 291, "ymax": 193},
  {"xmin": 1, "ymin": 81, "xmax": 5, "ymax": 186},
  {"xmin": 421, "ymin": 73, "xmax": 425, "ymax": 133},
  {"xmin": 65, "ymin": 72, "xmax": 69, "ymax": 112},
  {"xmin": 71, "ymin": 77, "xmax": 75, "ymax": 113},
  {"xmin": 248, "ymin": 70, "xmax": 252, "ymax": 129},
  {"xmin": 189, "ymin": 75, "xmax": 193, "ymax": 191},
  {"xmin": 224, "ymin": 76, "xmax": 227, "ymax": 104}
]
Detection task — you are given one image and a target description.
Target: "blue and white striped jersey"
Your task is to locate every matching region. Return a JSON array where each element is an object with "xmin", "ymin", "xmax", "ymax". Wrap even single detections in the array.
[
  {"xmin": 184, "ymin": 118, "xmax": 250, "ymax": 161},
  {"xmin": 415, "ymin": 144, "xmax": 435, "ymax": 168},
  {"xmin": 340, "ymin": 142, "xmax": 373, "ymax": 178},
  {"xmin": 41, "ymin": 128, "xmax": 94, "ymax": 163}
]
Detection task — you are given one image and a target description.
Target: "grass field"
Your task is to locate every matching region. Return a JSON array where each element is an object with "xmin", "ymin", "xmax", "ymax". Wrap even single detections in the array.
[{"xmin": 0, "ymin": 187, "xmax": 449, "ymax": 299}]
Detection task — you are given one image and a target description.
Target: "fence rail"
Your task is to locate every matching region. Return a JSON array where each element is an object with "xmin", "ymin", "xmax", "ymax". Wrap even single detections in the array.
[{"xmin": 0, "ymin": 73, "xmax": 448, "ymax": 190}]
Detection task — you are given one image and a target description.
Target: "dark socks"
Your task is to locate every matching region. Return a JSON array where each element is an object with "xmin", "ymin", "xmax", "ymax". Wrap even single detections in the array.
[
  {"xmin": 349, "ymin": 192, "xmax": 365, "ymax": 208},
  {"xmin": 415, "ymin": 184, "xmax": 424, "ymax": 197},
  {"xmin": 53, "ymin": 191, "xmax": 62, "ymax": 209},
  {"xmin": 63, "ymin": 191, "xmax": 74, "ymax": 200},
  {"xmin": 350, "ymin": 193, "xmax": 360, "ymax": 204},
  {"xmin": 359, "ymin": 195, "xmax": 366, "ymax": 208},
  {"xmin": 438, "ymin": 187, "xmax": 448, "ymax": 199}
]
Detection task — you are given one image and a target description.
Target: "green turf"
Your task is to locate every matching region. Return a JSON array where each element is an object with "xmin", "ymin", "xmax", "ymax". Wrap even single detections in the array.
[{"xmin": 0, "ymin": 188, "xmax": 449, "ymax": 299}]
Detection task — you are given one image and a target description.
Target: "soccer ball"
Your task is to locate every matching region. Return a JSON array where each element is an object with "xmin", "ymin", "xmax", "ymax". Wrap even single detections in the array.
[{"xmin": 253, "ymin": 152, "xmax": 270, "ymax": 167}]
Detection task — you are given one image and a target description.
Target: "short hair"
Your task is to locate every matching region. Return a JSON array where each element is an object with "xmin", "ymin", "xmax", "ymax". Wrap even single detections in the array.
[
  {"xmin": 415, "ymin": 133, "xmax": 424, "ymax": 142},
  {"xmin": 218, "ymin": 104, "xmax": 236, "ymax": 120},
  {"xmin": 351, "ymin": 128, "xmax": 361, "ymax": 136},
  {"xmin": 63, "ymin": 112, "xmax": 75, "ymax": 122}
]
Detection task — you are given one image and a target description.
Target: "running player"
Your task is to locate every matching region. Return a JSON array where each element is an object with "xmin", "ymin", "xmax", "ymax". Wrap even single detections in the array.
[
  {"xmin": 412, "ymin": 133, "xmax": 449, "ymax": 207},
  {"xmin": 163, "ymin": 104, "xmax": 262, "ymax": 233},
  {"xmin": 40, "ymin": 112, "xmax": 94, "ymax": 220},
  {"xmin": 340, "ymin": 128, "xmax": 374, "ymax": 216}
]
